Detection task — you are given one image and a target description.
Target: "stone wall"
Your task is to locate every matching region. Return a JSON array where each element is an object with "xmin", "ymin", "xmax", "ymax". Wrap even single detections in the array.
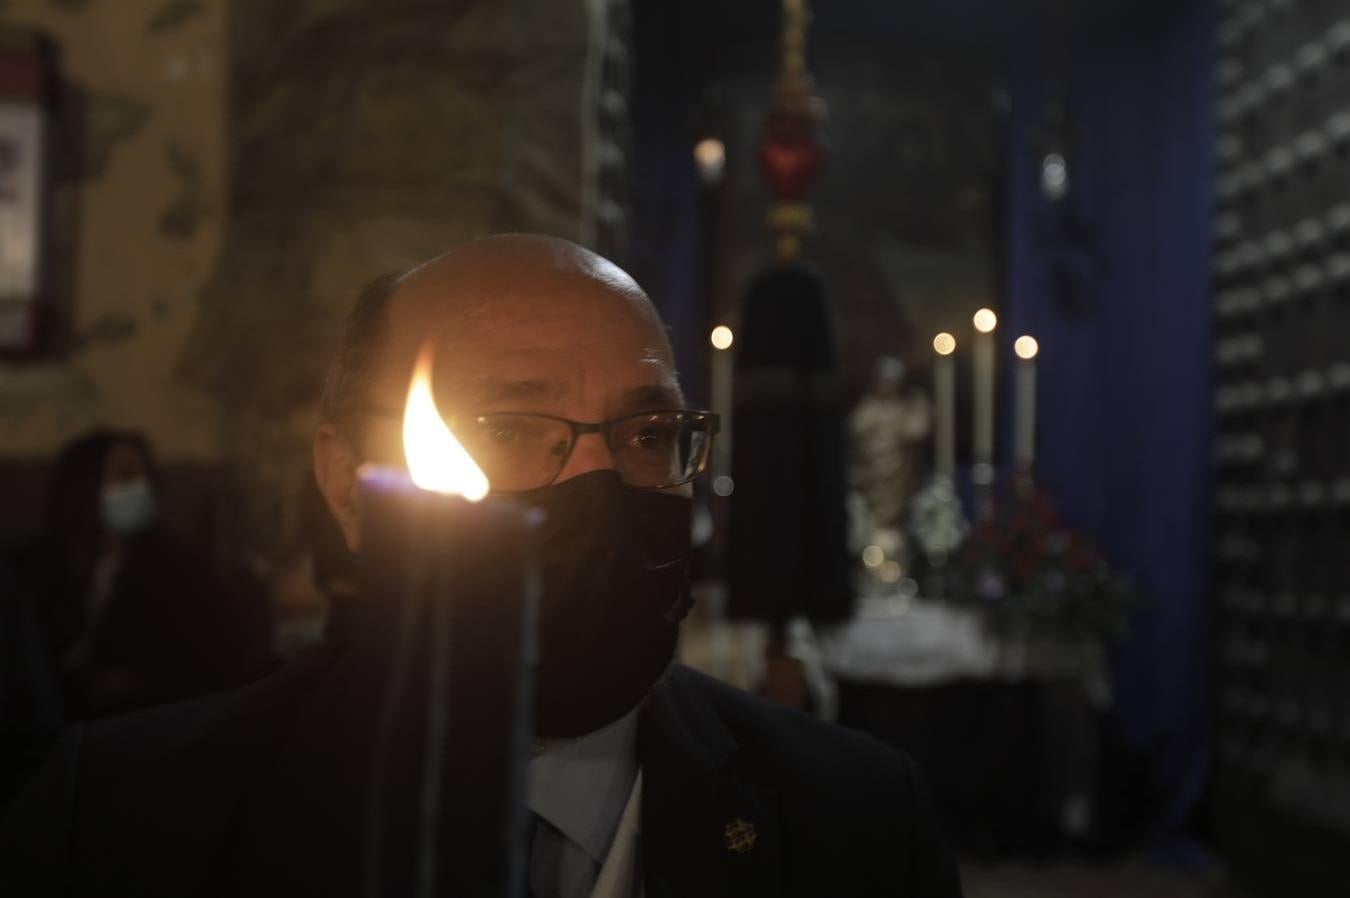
[
  {"xmin": 0, "ymin": 0, "xmax": 632, "ymax": 558},
  {"xmin": 0, "ymin": 0, "xmax": 228, "ymax": 461},
  {"xmin": 179, "ymin": 0, "xmax": 629, "ymax": 552}
]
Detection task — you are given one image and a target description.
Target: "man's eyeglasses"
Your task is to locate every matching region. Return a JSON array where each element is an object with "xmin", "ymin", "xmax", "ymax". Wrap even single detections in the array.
[{"xmin": 362, "ymin": 407, "xmax": 719, "ymax": 492}]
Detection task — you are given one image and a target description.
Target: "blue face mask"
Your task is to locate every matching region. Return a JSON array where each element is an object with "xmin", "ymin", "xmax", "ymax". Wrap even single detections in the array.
[{"xmin": 101, "ymin": 479, "xmax": 156, "ymax": 535}]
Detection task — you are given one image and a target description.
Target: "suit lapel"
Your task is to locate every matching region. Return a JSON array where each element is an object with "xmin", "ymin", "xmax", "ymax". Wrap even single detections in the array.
[{"xmin": 638, "ymin": 666, "xmax": 782, "ymax": 898}]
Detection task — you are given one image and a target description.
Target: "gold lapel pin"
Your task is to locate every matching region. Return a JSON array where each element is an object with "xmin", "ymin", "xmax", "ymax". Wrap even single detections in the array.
[{"xmin": 723, "ymin": 818, "xmax": 757, "ymax": 854}]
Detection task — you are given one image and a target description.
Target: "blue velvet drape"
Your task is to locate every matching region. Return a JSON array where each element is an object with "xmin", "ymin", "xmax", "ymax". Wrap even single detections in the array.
[
  {"xmin": 632, "ymin": 0, "xmax": 1218, "ymax": 845},
  {"xmin": 1004, "ymin": 5, "xmax": 1216, "ymax": 842}
]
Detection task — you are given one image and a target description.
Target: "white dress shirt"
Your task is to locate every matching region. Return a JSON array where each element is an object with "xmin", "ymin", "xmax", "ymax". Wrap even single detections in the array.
[{"xmin": 526, "ymin": 709, "xmax": 640, "ymax": 898}]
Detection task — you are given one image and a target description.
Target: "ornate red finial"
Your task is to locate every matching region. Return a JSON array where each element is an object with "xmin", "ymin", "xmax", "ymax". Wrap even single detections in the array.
[{"xmin": 756, "ymin": 0, "xmax": 827, "ymax": 261}]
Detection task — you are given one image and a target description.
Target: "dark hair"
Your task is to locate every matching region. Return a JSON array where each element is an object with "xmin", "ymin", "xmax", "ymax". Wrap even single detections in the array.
[
  {"xmin": 318, "ymin": 272, "xmax": 401, "ymax": 443},
  {"xmin": 43, "ymin": 429, "xmax": 157, "ymax": 559}
]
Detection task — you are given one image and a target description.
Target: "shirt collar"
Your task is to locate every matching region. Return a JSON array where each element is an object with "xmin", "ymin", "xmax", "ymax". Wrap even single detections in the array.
[{"xmin": 526, "ymin": 708, "xmax": 640, "ymax": 865}]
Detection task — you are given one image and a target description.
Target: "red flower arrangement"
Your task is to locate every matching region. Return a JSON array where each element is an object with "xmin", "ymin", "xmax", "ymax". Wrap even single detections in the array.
[{"xmin": 922, "ymin": 483, "xmax": 1140, "ymax": 642}]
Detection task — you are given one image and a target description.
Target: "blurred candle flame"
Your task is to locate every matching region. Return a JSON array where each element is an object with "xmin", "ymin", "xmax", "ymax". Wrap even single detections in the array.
[
  {"xmin": 403, "ymin": 345, "xmax": 489, "ymax": 501},
  {"xmin": 710, "ymin": 325, "xmax": 735, "ymax": 351}
]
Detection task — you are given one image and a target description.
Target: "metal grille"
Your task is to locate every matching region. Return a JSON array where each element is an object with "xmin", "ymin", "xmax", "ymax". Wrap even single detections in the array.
[{"xmin": 1212, "ymin": 1, "xmax": 1350, "ymax": 890}]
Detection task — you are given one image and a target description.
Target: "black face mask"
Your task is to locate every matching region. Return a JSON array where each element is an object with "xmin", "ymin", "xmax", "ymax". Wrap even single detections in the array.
[{"xmin": 518, "ymin": 470, "xmax": 693, "ymax": 738}]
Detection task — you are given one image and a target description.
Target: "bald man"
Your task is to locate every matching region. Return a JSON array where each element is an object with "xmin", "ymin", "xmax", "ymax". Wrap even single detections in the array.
[{"xmin": 1, "ymin": 236, "xmax": 962, "ymax": 898}]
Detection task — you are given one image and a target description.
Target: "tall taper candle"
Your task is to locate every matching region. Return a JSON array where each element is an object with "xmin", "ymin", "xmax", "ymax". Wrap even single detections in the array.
[
  {"xmin": 932, "ymin": 332, "xmax": 957, "ymax": 478},
  {"xmin": 357, "ymin": 469, "xmax": 537, "ymax": 898},
  {"xmin": 710, "ymin": 325, "xmax": 734, "ymax": 479},
  {"xmin": 355, "ymin": 345, "xmax": 537, "ymax": 898},
  {"xmin": 1014, "ymin": 335, "xmax": 1039, "ymax": 471},
  {"xmin": 972, "ymin": 308, "xmax": 998, "ymax": 466}
]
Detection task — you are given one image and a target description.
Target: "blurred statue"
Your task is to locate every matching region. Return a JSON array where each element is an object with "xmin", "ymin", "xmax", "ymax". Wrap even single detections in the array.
[
  {"xmin": 847, "ymin": 357, "xmax": 931, "ymax": 585},
  {"xmin": 849, "ymin": 357, "xmax": 932, "ymax": 536}
]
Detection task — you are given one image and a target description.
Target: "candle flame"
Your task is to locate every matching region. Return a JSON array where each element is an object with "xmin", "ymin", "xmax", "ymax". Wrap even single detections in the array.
[
  {"xmin": 973, "ymin": 308, "xmax": 998, "ymax": 334},
  {"xmin": 403, "ymin": 345, "xmax": 490, "ymax": 500},
  {"xmin": 710, "ymin": 325, "xmax": 735, "ymax": 351},
  {"xmin": 933, "ymin": 332, "xmax": 957, "ymax": 356},
  {"xmin": 1014, "ymin": 335, "xmax": 1040, "ymax": 360}
]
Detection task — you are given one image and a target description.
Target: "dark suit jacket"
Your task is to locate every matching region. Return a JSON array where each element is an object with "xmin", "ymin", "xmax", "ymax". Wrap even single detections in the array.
[{"xmin": 1, "ymin": 651, "xmax": 962, "ymax": 897}]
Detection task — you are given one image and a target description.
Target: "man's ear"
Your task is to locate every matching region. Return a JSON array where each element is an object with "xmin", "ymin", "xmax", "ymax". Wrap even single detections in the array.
[{"xmin": 314, "ymin": 423, "xmax": 362, "ymax": 552}]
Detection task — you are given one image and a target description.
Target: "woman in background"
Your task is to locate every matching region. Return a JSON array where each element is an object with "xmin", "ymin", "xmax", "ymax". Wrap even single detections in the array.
[{"xmin": 10, "ymin": 429, "xmax": 272, "ymax": 725}]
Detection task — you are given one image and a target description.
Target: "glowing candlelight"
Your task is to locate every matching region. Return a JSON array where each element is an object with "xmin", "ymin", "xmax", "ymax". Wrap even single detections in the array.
[
  {"xmin": 1014, "ymin": 335, "xmax": 1039, "ymax": 471},
  {"xmin": 932, "ymin": 333, "xmax": 956, "ymax": 478},
  {"xmin": 403, "ymin": 346, "xmax": 489, "ymax": 500},
  {"xmin": 356, "ymin": 341, "xmax": 534, "ymax": 894},
  {"xmin": 710, "ymin": 325, "xmax": 735, "ymax": 480},
  {"xmin": 971, "ymin": 308, "xmax": 997, "ymax": 468},
  {"xmin": 710, "ymin": 325, "xmax": 734, "ymax": 350}
]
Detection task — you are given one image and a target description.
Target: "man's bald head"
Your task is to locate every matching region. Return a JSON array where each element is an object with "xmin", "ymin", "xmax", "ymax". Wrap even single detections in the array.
[
  {"xmin": 396, "ymin": 233, "xmax": 655, "ymax": 325},
  {"xmin": 316, "ymin": 234, "xmax": 685, "ymax": 548},
  {"xmin": 319, "ymin": 234, "xmax": 676, "ymax": 448}
]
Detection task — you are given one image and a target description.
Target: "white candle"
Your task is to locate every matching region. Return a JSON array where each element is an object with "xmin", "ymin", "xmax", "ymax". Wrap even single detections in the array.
[
  {"xmin": 1014, "ymin": 335, "xmax": 1039, "ymax": 471},
  {"xmin": 932, "ymin": 332, "xmax": 957, "ymax": 478},
  {"xmin": 972, "ymin": 308, "xmax": 998, "ymax": 466},
  {"xmin": 710, "ymin": 325, "xmax": 734, "ymax": 479}
]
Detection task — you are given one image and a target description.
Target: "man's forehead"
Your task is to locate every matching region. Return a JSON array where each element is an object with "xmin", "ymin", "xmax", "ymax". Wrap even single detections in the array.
[
  {"xmin": 371, "ymin": 257, "xmax": 676, "ymax": 403},
  {"xmin": 392, "ymin": 235, "xmax": 644, "ymax": 314},
  {"xmin": 457, "ymin": 373, "xmax": 684, "ymax": 411},
  {"xmin": 390, "ymin": 248, "xmax": 662, "ymax": 335},
  {"xmin": 387, "ymin": 288, "xmax": 670, "ymax": 364}
]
